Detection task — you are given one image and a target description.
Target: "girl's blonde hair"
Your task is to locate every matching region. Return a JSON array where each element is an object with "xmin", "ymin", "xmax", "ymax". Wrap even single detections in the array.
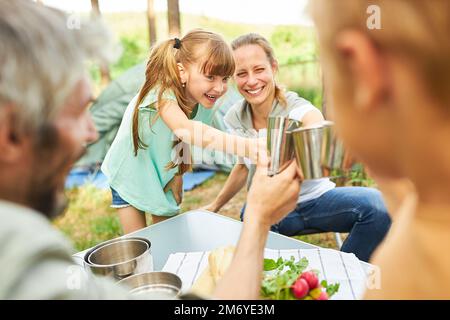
[
  {"xmin": 231, "ymin": 33, "xmax": 287, "ymax": 107},
  {"xmin": 132, "ymin": 29, "xmax": 235, "ymax": 173},
  {"xmin": 310, "ymin": 0, "xmax": 450, "ymax": 107}
]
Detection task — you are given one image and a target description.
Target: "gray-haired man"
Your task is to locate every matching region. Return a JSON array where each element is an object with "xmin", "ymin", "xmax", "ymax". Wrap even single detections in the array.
[{"xmin": 0, "ymin": 0, "xmax": 300, "ymax": 299}]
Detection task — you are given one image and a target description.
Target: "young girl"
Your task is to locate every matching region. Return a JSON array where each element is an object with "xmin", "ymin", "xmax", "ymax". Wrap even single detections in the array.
[
  {"xmin": 203, "ymin": 33, "xmax": 390, "ymax": 262},
  {"xmin": 102, "ymin": 29, "xmax": 260, "ymax": 233}
]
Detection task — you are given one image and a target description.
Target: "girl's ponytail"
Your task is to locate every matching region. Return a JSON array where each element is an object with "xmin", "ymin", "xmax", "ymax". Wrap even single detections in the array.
[{"xmin": 132, "ymin": 39, "xmax": 185, "ymax": 156}]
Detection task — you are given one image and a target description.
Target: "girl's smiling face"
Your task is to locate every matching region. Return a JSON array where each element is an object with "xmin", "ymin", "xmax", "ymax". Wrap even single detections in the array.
[
  {"xmin": 182, "ymin": 60, "xmax": 230, "ymax": 109},
  {"xmin": 233, "ymin": 44, "xmax": 277, "ymax": 108}
]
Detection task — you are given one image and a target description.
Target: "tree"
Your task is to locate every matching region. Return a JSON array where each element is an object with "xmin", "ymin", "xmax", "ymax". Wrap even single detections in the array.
[
  {"xmin": 90, "ymin": 0, "xmax": 111, "ymax": 87},
  {"xmin": 147, "ymin": 0, "xmax": 157, "ymax": 47},
  {"xmin": 167, "ymin": 0, "xmax": 181, "ymax": 37},
  {"xmin": 90, "ymin": 0, "xmax": 100, "ymax": 17}
]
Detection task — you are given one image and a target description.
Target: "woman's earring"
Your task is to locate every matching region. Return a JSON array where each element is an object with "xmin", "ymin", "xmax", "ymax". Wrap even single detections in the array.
[{"xmin": 182, "ymin": 82, "xmax": 186, "ymax": 88}]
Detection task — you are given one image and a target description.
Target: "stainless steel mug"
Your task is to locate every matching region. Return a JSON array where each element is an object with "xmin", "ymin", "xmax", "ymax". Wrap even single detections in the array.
[
  {"xmin": 292, "ymin": 121, "xmax": 350, "ymax": 179},
  {"xmin": 117, "ymin": 272, "xmax": 182, "ymax": 299},
  {"xmin": 267, "ymin": 116, "xmax": 302, "ymax": 176},
  {"xmin": 84, "ymin": 237, "xmax": 154, "ymax": 280},
  {"xmin": 321, "ymin": 121, "xmax": 351, "ymax": 177},
  {"xmin": 291, "ymin": 124, "xmax": 325, "ymax": 179}
]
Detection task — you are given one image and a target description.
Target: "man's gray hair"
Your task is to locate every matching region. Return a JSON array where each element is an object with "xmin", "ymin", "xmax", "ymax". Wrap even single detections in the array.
[{"xmin": 0, "ymin": 0, "xmax": 118, "ymax": 132}]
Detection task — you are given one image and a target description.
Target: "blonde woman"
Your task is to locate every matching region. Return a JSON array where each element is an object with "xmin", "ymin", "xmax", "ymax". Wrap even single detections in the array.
[{"xmin": 204, "ymin": 33, "xmax": 391, "ymax": 262}]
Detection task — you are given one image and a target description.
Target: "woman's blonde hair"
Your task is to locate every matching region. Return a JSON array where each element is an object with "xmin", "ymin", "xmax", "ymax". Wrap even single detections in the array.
[
  {"xmin": 132, "ymin": 29, "xmax": 235, "ymax": 173},
  {"xmin": 310, "ymin": 0, "xmax": 450, "ymax": 106},
  {"xmin": 231, "ymin": 33, "xmax": 287, "ymax": 107}
]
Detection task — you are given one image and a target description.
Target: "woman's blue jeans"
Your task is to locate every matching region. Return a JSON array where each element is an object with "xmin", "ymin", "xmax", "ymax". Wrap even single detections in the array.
[{"xmin": 241, "ymin": 187, "xmax": 391, "ymax": 262}]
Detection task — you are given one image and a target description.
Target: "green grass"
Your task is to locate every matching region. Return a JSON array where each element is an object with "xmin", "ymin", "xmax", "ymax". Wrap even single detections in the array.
[
  {"xmin": 54, "ymin": 185, "xmax": 121, "ymax": 251},
  {"xmin": 180, "ymin": 172, "xmax": 228, "ymax": 212}
]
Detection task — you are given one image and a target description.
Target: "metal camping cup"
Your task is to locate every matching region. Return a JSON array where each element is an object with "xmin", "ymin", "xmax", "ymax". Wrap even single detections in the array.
[
  {"xmin": 291, "ymin": 124, "xmax": 325, "ymax": 179},
  {"xmin": 84, "ymin": 237, "xmax": 154, "ymax": 280},
  {"xmin": 267, "ymin": 116, "xmax": 302, "ymax": 176},
  {"xmin": 322, "ymin": 121, "xmax": 353, "ymax": 177},
  {"xmin": 291, "ymin": 121, "xmax": 350, "ymax": 179},
  {"xmin": 321, "ymin": 121, "xmax": 350, "ymax": 176},
  {"xmin": 118, "ymin": 272, "xmax": 182, "ymax": 299}
]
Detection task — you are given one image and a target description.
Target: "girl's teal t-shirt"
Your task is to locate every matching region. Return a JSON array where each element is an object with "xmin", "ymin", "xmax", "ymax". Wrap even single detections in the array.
[{"xmin": 101, "ymin": 88, "xmax": 214, "ymax": 216}]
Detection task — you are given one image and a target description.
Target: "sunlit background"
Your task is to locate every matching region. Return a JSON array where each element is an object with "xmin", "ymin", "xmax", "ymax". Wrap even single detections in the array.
[{"xmin": 39, "ymin": 0, "xmax": 312, "ymax": 25}]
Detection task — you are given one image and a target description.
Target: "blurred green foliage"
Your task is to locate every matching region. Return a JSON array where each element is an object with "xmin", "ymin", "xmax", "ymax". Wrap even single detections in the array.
[{"xmin": 89, "ymin": 14, "xmax": 322, "ymax": 96}]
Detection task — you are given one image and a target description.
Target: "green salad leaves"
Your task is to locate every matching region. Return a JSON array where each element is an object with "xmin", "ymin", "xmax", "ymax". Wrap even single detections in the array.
[{"xmin": 261, "ymin": 256, "xmax": 340, "ymax": 300}]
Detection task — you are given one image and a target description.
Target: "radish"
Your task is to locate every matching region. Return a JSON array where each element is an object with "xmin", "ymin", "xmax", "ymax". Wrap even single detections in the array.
[
  {"xmin": 292, "ymin": 278, "xmax": 309, "ymax": 299},
  {"xmin": 300, "ymin": 271, "xmax": 319, "ymax": 289},
  {"xmin": 317, "ymin": 291, "xmax": 329, "ymax": 300}
]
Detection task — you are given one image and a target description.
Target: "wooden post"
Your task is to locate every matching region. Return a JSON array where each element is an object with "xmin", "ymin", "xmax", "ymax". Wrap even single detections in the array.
[
  {"xmin": 90, "ymin": 0, "xmax": 100, "ymax": 17},
  {"xmin": 90, "ymin": 0, "xmax": 111, "ymax": 87},
  {"xmin": 167, "ymin": 0, "xmax": 181, "ymax": 37},
  {"xmin": 147, "ymin": 0, "xmax": 157, "ymax": 47}
]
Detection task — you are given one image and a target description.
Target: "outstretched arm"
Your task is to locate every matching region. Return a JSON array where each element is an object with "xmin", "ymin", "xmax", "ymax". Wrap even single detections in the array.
[
  {"xmin": 159, "ymin": 100, "xmax": 262, "ymax": 162},
  {"xmin": 213, "ymin": 152, "xmax": 302, "ymax": 299}
]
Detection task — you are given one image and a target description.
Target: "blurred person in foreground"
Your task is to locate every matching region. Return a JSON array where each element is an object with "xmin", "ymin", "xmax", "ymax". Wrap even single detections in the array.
[
  {"xmin": 310, "ymin": 0, "xmax": 450, "ymax": 299},
  {"xmin": 0, "ymin": 0, "xmax": 300, "ymax": 299}
]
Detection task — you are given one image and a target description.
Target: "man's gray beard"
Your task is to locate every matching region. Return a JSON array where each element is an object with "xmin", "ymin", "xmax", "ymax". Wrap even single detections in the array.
[
  {"xmin": 27, "ymin": 123, "xmax": 87, "ymax": 220},
  {"xmin": 27, "ymin": 174, "xmax": 69, "ymax": 220}
]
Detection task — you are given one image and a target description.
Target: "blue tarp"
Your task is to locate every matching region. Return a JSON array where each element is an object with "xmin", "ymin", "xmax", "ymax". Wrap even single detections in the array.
[
  {"xmin": 182, "ymin": 170, "xmax": 216, "ymax": 191},
  {"xmin": 65, "ymin": 168, "xmax": 215, "ymax": 192}
]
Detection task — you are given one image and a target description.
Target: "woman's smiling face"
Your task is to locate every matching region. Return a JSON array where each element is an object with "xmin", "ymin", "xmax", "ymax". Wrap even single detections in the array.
[{"xmin": 233, "ymin": 44, "xmax": 277, "ymax": 108}]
